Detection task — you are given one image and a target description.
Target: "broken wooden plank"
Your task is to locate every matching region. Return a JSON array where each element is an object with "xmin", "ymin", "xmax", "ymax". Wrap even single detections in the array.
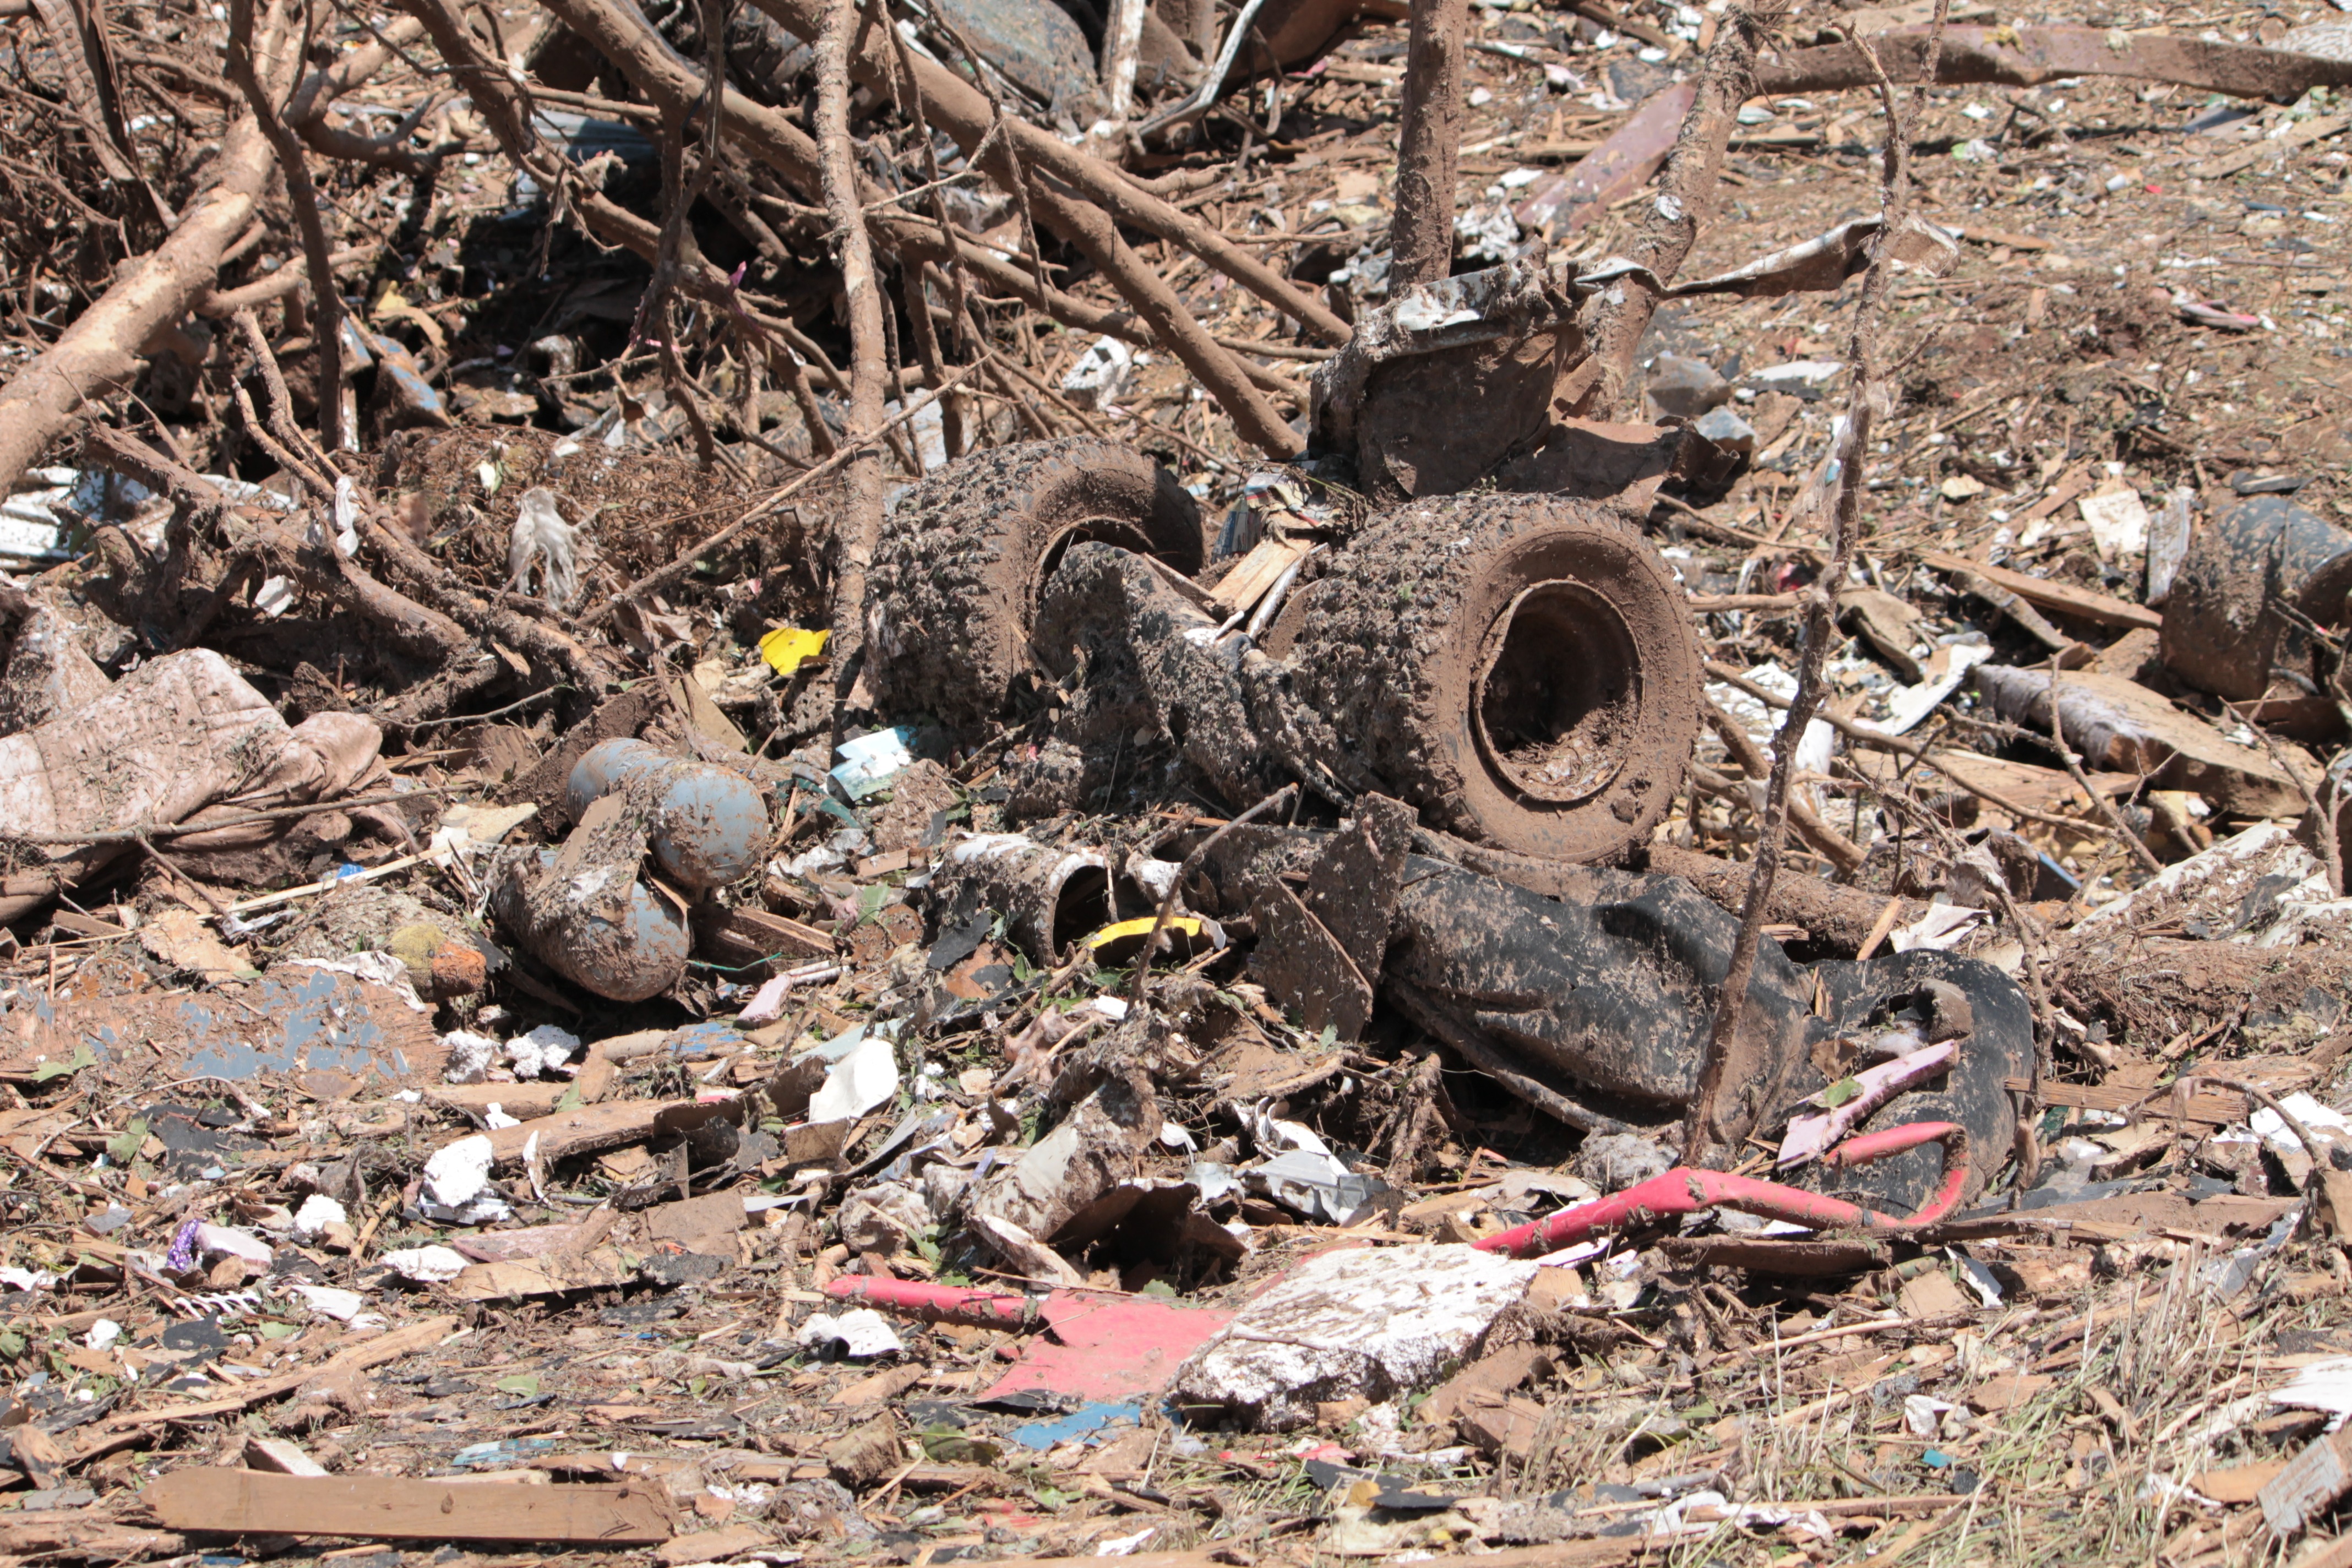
[
  {"xmin": 450, "ymin": 1245, "xmax": 636, "ymax": 1300},
  {"xmin": 2191, "ymin": 113, "xmax": 2349, "ymax": 179},
  {"xmin": 1513, "ymin": 83, "xmax": 1696, "ymax": 233},
  {"xmin": 142, "ymin": 1469, "xmax": 676, "ymax": 1543},
  {"xmin": 244, "ymin": 1436, "xmax": 329, "ymax": 1476},
  {"xmin": 1923, "ymin": 553, "xmax": 2162, "ymax": 629},
  {"xmin": 1417, "ymin": 1344, "xmax": 1553, "ymax": 1427},
  {"xmin": 0, "ymin": 1511, "xmax": 183, "ymax": 1558},
  {"xmin": 430, "ymin": 1081, "xmax": 570, "ymax": 1121},
  {"xmin": 2006, "ymin": 1076, "xmax": 2245, "ymax": 1125},
  {"xmin": 693, "ymin": 905, "xmax": 835, "ymax": 968},
  {"xmin": 480, "ymin": 1097, "xmax": 718, "ymax": 1164},
  {"xmin": 652, "ymin": 1525, "xmax": 771, "ymax": 1566},
  {"xmin": 1207, "ymin": 537, "xmax": 1309, "ymax": 616}
]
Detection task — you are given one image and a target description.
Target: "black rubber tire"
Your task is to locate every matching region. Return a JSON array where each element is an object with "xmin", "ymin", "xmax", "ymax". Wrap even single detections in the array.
[
  {"xmin": 868, "ymin": 438, "xmax": 1207, "ymax": 731},
  {"xmin": 1283, "ymin": 492, "xmax": 1700, "ymax": 864}
]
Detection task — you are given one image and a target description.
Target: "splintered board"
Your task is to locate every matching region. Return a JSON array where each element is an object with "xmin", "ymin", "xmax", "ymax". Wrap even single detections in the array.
[{"xmin": 142, "ymin": 1471, "xmax": 674, "ymax": 1544}]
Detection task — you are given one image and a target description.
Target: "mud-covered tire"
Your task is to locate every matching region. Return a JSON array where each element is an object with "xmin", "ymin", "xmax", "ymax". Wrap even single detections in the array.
[
  {"xmin": 869, "ymin": 438, "xmax": 1207, "ymax": 731},
  {"xmin": 1283, "ymin": 492, "xmax": 1698, "ymax": 864}
]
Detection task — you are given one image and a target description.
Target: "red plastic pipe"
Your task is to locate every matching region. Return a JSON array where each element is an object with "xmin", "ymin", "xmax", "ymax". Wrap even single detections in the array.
[
  {"xmin": 822, "ymin": 1275, "xmax": 1041, "ymax": 1327},
  {"xmin": 1473, "ymin": 1121, "xmax": 1972, "ymax": 1258}
]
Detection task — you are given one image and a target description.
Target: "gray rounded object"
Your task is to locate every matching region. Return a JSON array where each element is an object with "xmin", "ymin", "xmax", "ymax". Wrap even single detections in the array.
[
  {"xmin": 1282, "ymin": 492, "xmax": 1698, "ymax": 864},
  {"xmin": 566, "ymin": 738, "xmax": 768, "ymax": 893},
  {"xmin": 932, "ymin": 0, "xmax": 1097, "ymax": 110},
  {"xmin": 868, "ymin": 437, "xmax": 1208, "ymax": 732},
  {"xmin": 566, "ymin": 737, "xmax": 668, "ymax": 820},
  {"xmin": 2160, "ymin": 493, "xmax": 2352, "ymax": 701},
  {"xmin": 645, "ymin": 761, "xmax": 769, "ymax": 891}
]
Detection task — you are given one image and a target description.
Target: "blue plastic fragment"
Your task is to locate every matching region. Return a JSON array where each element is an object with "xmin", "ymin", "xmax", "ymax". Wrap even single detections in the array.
[{"xmin": 1009, "ymin": 1398, "xmax": 1143, "ymax": 1451}]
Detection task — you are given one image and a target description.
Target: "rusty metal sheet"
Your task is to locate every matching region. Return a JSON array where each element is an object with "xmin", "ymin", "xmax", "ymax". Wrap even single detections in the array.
[{"xmin": 1513, "ymin": 83, "xmax": 1695, "ymax": 235}]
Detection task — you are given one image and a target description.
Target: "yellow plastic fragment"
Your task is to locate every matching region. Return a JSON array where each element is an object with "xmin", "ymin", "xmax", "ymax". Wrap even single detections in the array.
[
  {"xmin": 1084, "ymin": 916, "xmax": 1202, "ymax": 950},
  {"xmin": 760, "ymin": 627, "xmax": 831, "ymax": 674}
]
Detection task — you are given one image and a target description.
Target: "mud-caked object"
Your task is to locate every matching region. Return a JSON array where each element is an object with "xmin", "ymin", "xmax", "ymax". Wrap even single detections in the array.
[
  {"xmin": 565, "ymin": 738, "xmax": 767, "ymax": 894},
  {"xmin": 868, "ymin": 437, "xmax": 1210, "ymax": 732},
  {"xmin": 488, "ymin": 838, "xmax": 691, "ymax": 1004},
  {"xmin": 1278, "ymin": 492, "xmax": 1700, "ymax": 864},
  {"xmin": 2162, "ymin": 493, "xmax": 2352, "ymax": 703}
]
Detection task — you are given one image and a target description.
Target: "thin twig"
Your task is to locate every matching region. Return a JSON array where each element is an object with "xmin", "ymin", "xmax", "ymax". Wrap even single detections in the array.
[
  {"xmin": 584, "ymin": 356, "xmax": 988, "ymax": 624},
  {"xmin": 1681, "ymin": 12, "xmax": 1935, "ymax": 1171},
  {"xmin": 2050, "ymin": 667, "xmax": 2164, "ymax": 876},
  {"xmin": 225, "ymin": 0, "xmax": 345, "ymax": 454}
]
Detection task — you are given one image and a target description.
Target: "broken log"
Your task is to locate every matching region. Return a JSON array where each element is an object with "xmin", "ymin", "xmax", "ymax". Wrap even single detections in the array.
[
  {"xmin": 1646, "ymin": 843, "xmax": 1923, "ymax": 954},
  {"xmin": 1756, "ymin": 26, "xmax": 2352, "ymax": 100},
  {"xmin": 1973, "ymin": 665, "xmax": 2308, "ymax": 818},
  {"xmin": 1562, "ymin": 8, "xmax": 1757, "ymax": 417}
]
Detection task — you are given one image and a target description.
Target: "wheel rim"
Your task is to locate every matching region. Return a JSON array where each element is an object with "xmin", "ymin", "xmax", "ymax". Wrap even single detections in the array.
[{"xmin": 1471, "ymin": 578, "xmax": 1642, "ymax": 807}]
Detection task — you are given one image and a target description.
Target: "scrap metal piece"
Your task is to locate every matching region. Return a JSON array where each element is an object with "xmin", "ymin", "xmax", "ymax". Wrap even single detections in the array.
[
  {"xmin": 1179, "ymin": 827, "xmax": 2032, "ymax": 1208},
  {"xmin": 1250, "ymin": 881, "xmax": 1374, "ymax": 1039},
  {"xmin": 1669, "ymin": 213, "xmax": 1960, "ymax": 298}
]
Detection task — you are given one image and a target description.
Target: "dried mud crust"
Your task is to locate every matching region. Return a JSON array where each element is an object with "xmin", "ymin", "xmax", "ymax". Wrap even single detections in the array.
[
  {"xmin": 868, "ymin": 437, "xmax": 1208, "ymax": 731},
  {"xmin": 1284, "ymin": 493, "xmax": 1699, "ymax": 864},
  {"xmin": 2051, "ymin": 934, "xmax": 2352, "ymax": 1048},
  {"xmin": 375, "ymin": 427, "xmax": 823, "ymax": 590}
]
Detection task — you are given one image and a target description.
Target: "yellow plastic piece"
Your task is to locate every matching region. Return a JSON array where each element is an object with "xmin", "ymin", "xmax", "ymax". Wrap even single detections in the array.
[
  {"xmin": 760, "ymin": 627, "xmax": 831, "ymax": 674},
  {"xmin": 1084, "ymin": 916, "xmax": 1202, "ymax": 949}
]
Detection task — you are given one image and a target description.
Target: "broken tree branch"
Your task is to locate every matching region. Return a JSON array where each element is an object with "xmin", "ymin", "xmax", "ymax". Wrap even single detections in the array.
[
  {"xmin": 1389, "ymin": 0, "xmax": 1468, "ymax": 290},
  {"xmin": 226, "ymin": 0, "xmax": 346, "ymax": 454},
  {"xmin": 745, "ymin": 0, "xmax": 1352, "ymax": 344},
  {"xmin": 0, "ymin": 18, "xmax": 287, "ymax": 496},
  {"xmin": 816, "ymin": 0, "xmax": 892, "ymax": 713},
  {"xmin": 1564, "ymin": 4, "xmax": 1757, "ymax": 416},
  {"xmin": 1756, "ymin": 25, "xmax": 2352, "ymax": 102},
  {"xmin": 1683, "ymin": 14, "xmax": 1927, "ymax": 1170}
]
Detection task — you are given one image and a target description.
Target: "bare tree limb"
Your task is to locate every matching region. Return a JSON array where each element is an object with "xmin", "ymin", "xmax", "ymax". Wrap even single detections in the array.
[
  {"xmin": 814, "ymin": 0, "xmax": 891, "ymax": 719},
  {"xmin": 1680, "ymin": 9, "xmax": 1934, "ymax": 1169},
  {"xmin": 226, "ymin": 0, "xmax": 346, "ymax": 453},
  {"xmin": 1389, "ymin": 0, "xmax": 1467, "ymax": 289}
]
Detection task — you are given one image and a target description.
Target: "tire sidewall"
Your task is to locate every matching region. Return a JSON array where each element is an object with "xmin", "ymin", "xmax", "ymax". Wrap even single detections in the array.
[{"xmin": 1424, "ymin": 521, "xmax": 1700, "ymax": 861}]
